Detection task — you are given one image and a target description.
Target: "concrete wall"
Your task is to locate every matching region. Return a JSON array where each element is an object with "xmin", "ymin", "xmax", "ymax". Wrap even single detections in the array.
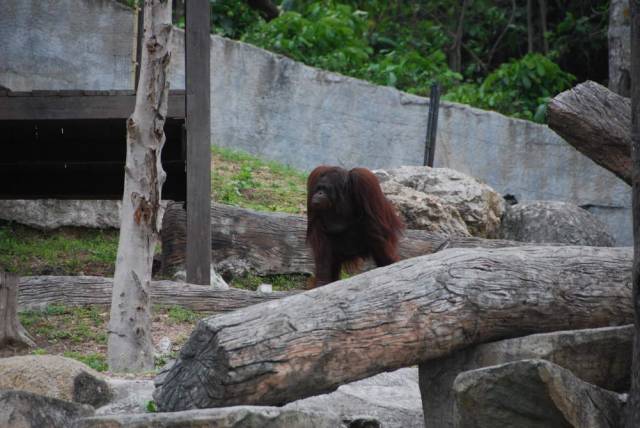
[
  {"xmin": 0, "ymin": 0, "xmax": 631, "ymax": 245},
  {"xmin": 0, "ymin": 0, "xmax": 135, "ymax": 90}
]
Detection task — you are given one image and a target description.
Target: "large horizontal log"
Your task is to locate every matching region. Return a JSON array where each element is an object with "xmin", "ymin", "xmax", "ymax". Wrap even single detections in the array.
[
  {"xmin": 548, "ymin": 80, "xmax": 631, "ymax": 184},
  {"xmin": 161, "ymin": 202, "xmax": 548, "ymax": 276},
  {"xmin": 17, "ymin": 276, "xmax": 295, "ymax": 312},
  {"xmin": 153, "ymin": 246, "xmax": 633, "ymax": 411}
]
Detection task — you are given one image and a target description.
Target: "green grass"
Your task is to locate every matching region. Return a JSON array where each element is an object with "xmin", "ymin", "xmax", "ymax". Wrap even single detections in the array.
[
  {"xmin": 0, "ymin": 222, "xmax": 118, "ymax": 276},
  {"xmin": 19, "ymin": 305, "xmax": 108, "ymax": 345},
  {"xmin": 63, "ymin": 351, "xmax": 109, "ymax": 372},
  {"xmin": 166, "ymin": 305, "xmax": 200, "ymax": 324},
  {"xmin": 212, "ymin": 145, "xmax": 307, "ymax": 214},
  {"xmin": 1, "ymin": 147, "xmax": 309, "ymax": 290}
]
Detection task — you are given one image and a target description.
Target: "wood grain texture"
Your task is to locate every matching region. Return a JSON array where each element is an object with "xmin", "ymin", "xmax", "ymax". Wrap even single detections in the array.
[
  {"xmin": 185, "ymin": 0, "xmax": 212, "ymax": 285},
  {"xmin": 17, "ymin": 276, "xmax": 295, "ymax": 313},
  {"xmin": 625, "ymin": 1, "xmax": 640, "ymax": 426},
  {"xmin": 153, "ymin": 245, "xmax": 633, "ymax": 411},
  {"xmin": 548, "ymin": 80, "xmax": 631, "ymax": 184},
  {"xmin": 161, "ymin": 202, "xmax": 555, "ymax": 276}
]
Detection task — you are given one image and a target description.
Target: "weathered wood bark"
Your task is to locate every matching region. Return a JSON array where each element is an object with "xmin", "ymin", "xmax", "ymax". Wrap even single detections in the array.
[
  {"xmin": 185, "ymin": 0, "xmax": 211, "ymax": 285},
  {"xmin": 609, "ymin": 0, "xmax": 632, "ymax": 97},
  {"xmin": 107, "ymin": 0, "xmax": 172, "ymax": 372},
  {"xmin": 548, "ymin": 80, "xmax": 632, "ymax": 184},
  {"xmin": 153, "ymin": 246, "xmax": 633, "ymax": 411},
  {"xmin": 625, "ymin": 1, "xmax": 640, "ymax": 426},
  {"xmin": 0, "ymin": 272, "xmax": 35, "ymax": 349},
  {"xmin": 161, "ymin": 202, "xmax": 551, "ymax": 277},
  {"xmin": 17, "ymin": 276, "xmax": 295, "ymax": 313}
]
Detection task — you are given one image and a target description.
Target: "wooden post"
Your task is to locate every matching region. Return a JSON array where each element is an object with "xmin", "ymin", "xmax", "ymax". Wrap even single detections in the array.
[
  {"xmin": 424, "ymin": 83, "xmax": 440, "ymax": 167},
  {"xmin": 185, "ymin": 0, "xmax": 211, "ymax": 285},
  {"xmin": 0, "ymin": 272, "xmax": 35, "ymax": 349}
]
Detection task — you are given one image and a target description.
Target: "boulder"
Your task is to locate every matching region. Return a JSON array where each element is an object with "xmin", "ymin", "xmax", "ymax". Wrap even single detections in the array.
[
  {"xmin": 453, "ymin": 359, "xmax": 625, "ymax": 428},
  {"xmin": 76, "ymin": 406, "xmax": 344, "ymax": 428},
  {"xmin": 419, "ymin": 325, "xmax": 632, "ymax": 428},
  {"xmin": 0, "ymin": 389, "xmax": 94, "ymax": 428},
  {"xmin": 95, "ymin": 379, "xmax": 155, "ymax": 416},
  {"xmin": 376, "ymin": 166, "xmax": 505, "ymax": 238},
  {"xmin": 0, "ymin": 200, "xmax": 121, "ymax": 229},
  {"xmin": 286, "ymin": 367, "xmax": 423, "ymax": 428},
  {"xmin": 379, "ymin": 181, "xmax": 470, "ymax": 237},
  {"xmin": 0, "ymin": 355, "xmax": 113, "ymax": 407},
  {"xmin": 498, "ymin": 201, "xmax": 615, "ymax": 246}
]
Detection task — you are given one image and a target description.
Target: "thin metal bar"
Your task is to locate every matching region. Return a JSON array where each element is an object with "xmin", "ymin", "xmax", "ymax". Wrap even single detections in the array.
[{"xmin": 424, "ymin": 83, "xmax": 441, "ymax": 167}]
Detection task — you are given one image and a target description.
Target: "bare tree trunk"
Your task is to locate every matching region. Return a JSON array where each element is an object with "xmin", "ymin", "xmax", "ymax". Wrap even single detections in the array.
[
  {"xmin": 538, "ymin": 0, "xmax": 548, "ymax": 54},
  {"xmin": 527, "ymin": 0, "xmax": 534, "ymax": 53},
  {"xmin": 107, "ymin": 0, "xmax": 172, "ymax": 372},
  {"xmin": 625, "ymin": 1, "xmax": 640, "ymax": 426},
  {"xmin": 448, "ymin": 0, "xmax": 469, "ymax": 73},
  {"xmin": 0, "ymin": 272, "xmax": 35, "ymax": 350},
  {"xmin": 609, "ymin": 0, "xmax": 632, "ymax": 97},
  {"xmin": 153, "ymin": 246, "xmax": 633, "ymax": 411}
]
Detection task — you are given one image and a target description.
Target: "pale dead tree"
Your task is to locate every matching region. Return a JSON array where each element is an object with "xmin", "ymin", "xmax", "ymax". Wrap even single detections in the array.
[{"xmin": 107, "ymin": 0, "xmax": 172, "ymax": 372}]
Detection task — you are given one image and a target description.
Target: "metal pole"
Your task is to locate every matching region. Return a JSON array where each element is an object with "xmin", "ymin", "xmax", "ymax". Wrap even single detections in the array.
[{"xmin": 424, "ymin": 83, "xmax": 441, "ymax": 167}]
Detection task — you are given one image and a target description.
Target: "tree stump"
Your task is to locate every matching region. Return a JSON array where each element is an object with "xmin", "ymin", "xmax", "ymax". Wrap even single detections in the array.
[{"xmin": 0, "ymin": 272, "xmax": 35, "ymax": 350}]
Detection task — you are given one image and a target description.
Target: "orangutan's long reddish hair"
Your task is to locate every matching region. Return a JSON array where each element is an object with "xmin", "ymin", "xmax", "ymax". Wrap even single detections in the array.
[{"xmin": 306, "ymin": 166, "xmax": 404, "ymax": 287}]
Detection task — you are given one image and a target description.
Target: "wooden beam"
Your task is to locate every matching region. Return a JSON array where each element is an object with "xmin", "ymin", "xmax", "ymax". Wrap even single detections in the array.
[
  {"xmin": 17, "ymin": 276, "xmax": 295, "ymax": 313},
  {"xmin": 152, "ymin": 245, "xmax": 633, "ymax": 410},
  {"xmin": 185, "ymin": 0, "xmax": 212, "ymax": 285},
  {"xmin": 0, "ymin": 91, "xmax": 185, "ymax": 120}
]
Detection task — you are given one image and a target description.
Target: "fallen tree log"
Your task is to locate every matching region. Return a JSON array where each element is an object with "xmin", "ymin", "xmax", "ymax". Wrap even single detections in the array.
[
  {"xmin": 161, "ymin": 202, "xmax": 550, "ymax": 276},
  {"xmin": 548, "ymin": 80, "xmax": 631, "ymax": 184},
  {"xmin": 153, "ymin": 245, "xmax": 633, "ymax": 411},
  {"xmin": 17, "ymin": 276, "xmax": 295, "ymax": 312}
]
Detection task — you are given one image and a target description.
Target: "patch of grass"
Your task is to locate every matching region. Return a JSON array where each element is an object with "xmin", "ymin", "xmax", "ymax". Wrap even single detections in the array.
[
  {"xmin": 63, "ymin": 351, "xmax": 108, "ymax": 372},
  {"xmin": 231, "ymin": 273, "xmax": 309, "ymax": 291},
  {"xmin": 19, "ymin": 305, "xmax": 109, "ymax": 345},
  {"xmin": 212, "ymin": 146, "xmax": 307, "ymax": 214},
  {"xmin": 166, "ymin": 306, "xmax": 199, "ymax": 324},
  {"xmin": 0, "ymin": 222, "xmax": 118, "ymax": 276}
]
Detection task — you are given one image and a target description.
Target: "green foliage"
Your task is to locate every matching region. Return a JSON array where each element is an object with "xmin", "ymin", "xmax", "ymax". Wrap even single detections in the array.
[
  {"xmin": 63, "ymin": 351, "xmax": 108, "ymax": 372},
  {"xmin": 445, "ymin": 53, "xmax": 575, "ymax": 122},
  {"xmin": 210, "ymin": 0, "xmax": 261, "ymax": 38},
  {"xmin": 166, "ymin": 306, "xmax": 199, "ymax": 324},
  {"xmin": 244, "ymin": 3, "xmax": 372, "ymax": 75},
  {"xmin": 146, "ymin": 400, "xmax": 158, "ymax": 413}
]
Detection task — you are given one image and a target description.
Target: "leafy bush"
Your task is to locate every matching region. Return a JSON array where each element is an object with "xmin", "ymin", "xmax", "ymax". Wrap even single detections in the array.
[
  {"xmin": 445, "ymin": 53, "xmax": 575, "ymax": 122},
  {"xmin": 244, "ymin": 3, "xmax": 372, "ymax": 75}
]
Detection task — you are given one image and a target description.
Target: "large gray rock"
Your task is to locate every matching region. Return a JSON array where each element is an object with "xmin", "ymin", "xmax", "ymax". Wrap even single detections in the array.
[
  {"xmin": 0, "ymin": 355, "xmax": 113, "ymax": 407},
  {"xmin": 0, "ymin": 389, "xmax": 94, "ymax": 428},
  {"xmin": 75, "ymin": 406, "xmax": 344, "ymax": 428},
  {"xmin": 376, "ymin": 166, "xmax": 505, "ymax": 238},
  {"xmin": 499, "ymin": 201, "xmax": 615, "ymax": 246},
  {"xmin": 380, "ymin": 180, "xmax": 470, "ymax": 237},
  {"xmin": 0, "ymin": 199, "xmax": 120, "ymax": 229},
  {"xmin": 286, "ymin": 367, "xmax": 423, "ymax": 428},
  {"xmin": 419, "ymin": 325, "xmax": 633, "ymax": 428},
  {"xmin": 95, "ymin": 379, "xmax": 154, "ymax": 416},
  {"xmin": 453, "ymin": 359, "xmax": 625, "ymax": 428}
]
